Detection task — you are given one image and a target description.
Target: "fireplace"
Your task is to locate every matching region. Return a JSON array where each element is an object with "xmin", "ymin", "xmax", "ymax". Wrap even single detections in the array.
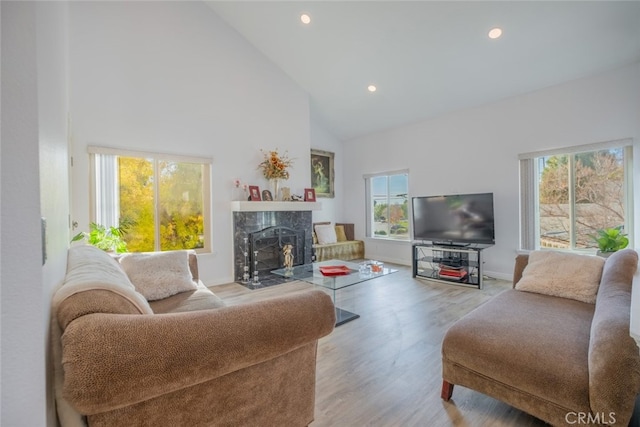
[
  {"xmin": 232, "ymin": 206, "xmax": 315, "ymax": 287},
  {"xmin": 249, "ymin": 226, "xmax": 305, "ymax": 273}
]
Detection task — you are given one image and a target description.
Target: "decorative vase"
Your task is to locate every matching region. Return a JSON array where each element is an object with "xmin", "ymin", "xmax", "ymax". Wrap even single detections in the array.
[{"xmin": 270, "ymin": 179, "xmax": 280, "ymax": 201}]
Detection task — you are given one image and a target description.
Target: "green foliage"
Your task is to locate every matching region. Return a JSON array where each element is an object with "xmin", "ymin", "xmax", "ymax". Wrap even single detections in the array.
[
  {"xmin": 374, "ymin": 203, "xmax": 388, "ymax": 222},
  {"xmin": 374, "ymin": 230, "xmax": 387, "ymax": 236},
  {"xmin": 590, "ymin": 226, "xmax": 629, "ymax": 253},
  {"xmin": 118, "ymin": 157, "xmax": 204, "ymax": 252},
  {"xmin": 71, "ymin": 221, "xmax": 132, "ymax": 253},
  {"xmin": 119, "ymin": 157, "xmax": 155, "ymax": 252},
  {"xmin": 390, "ymin": 226, "xmax": 408, "ymax": 235}
]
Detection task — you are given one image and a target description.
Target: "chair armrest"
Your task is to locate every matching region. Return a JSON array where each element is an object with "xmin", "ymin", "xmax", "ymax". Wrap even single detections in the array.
[{"xmin": 61, "ymin": 289, "xmax": 335, "ymax": 414}]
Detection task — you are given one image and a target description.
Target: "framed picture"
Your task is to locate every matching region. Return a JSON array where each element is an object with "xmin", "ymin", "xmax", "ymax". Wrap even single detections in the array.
[
  {"xmin": 262, "ymin": 189, "xmax": 273, "ymax": 201},
  {"xmin": 249, "ymin": 185, "xmax": 261, "ymax": 201},
  {"xmin": 310, "ymin": 149, "xmax": 335, "ymax": 198},
  {"xmin": 304, "ymin": 188, "xmax": 316, "ymax": 202}
]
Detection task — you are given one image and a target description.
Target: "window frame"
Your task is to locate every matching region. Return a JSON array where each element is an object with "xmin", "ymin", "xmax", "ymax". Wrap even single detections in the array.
[
  {"xmin": 519, "ymin": 138, "xmax": 633, "ymax": 251},
  {"xmin": 364, "ymin": 169, "xmax": 410, "ymax": 241},
  {"xmin": 88, "ymin": 145, "xmax": 212, "ymax": 253}
]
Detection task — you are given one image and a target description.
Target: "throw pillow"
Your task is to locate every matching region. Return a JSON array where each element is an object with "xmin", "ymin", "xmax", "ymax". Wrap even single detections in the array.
[
  {"xmin": 315, "ymin": 224, "xmax": 338, "ymax": 245},
  {"xmin": 119, "ymin": 250, "xmax": 197, "ymax": 301},
  {"xmin": 515, "ymin": 250, "xmax": 605, "ymax": 304},
  {"xmin": 335, "ymin": 225, "xmax": 348, "ymax": 242}
]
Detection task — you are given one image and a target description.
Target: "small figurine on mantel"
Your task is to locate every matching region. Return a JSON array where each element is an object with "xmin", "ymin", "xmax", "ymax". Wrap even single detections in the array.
[
  {"xmin": 283, "ymin": 244, "xmax": 294, "ymax": 274},
  {"xmin": 281, "ymin": 187, "xmax": 291, "ymax": 201}
]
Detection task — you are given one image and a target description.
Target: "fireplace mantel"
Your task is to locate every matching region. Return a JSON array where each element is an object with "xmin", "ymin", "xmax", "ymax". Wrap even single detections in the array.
[{"xmin": 231, "ymin": 201, "xmax": 322, "ymax": 212}]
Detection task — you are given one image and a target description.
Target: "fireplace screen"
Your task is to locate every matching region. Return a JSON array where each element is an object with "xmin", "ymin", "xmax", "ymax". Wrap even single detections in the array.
[{"xmin": 249, "ymin": 226, "xmax": 305, "ymax": 273}]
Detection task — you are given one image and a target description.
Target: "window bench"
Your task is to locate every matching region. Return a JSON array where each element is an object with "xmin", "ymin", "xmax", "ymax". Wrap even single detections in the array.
[{"xmin": 313, "ymin": 223, "xmax": 364, "ymax": 262}]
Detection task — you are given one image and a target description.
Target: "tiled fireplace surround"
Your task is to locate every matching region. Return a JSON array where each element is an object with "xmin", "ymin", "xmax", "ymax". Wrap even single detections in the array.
[{"xmin": 232, "ymin": 202, "xmax": 320, "ymax": 287}]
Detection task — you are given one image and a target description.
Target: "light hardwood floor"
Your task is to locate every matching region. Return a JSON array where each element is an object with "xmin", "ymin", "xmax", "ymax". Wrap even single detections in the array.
[{"xmin": 212, "ymin": 264, "xmax": 548, "ymax": 427}]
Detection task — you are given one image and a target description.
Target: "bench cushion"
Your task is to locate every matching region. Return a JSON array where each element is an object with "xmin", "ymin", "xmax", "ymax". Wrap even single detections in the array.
[
  {"xmin": 314, "ymin": 240, "xmax": 364, "ymax": 262},
  {"xmin": 315, "ymin": 224, "xmax": 338, "ymax": 244}
]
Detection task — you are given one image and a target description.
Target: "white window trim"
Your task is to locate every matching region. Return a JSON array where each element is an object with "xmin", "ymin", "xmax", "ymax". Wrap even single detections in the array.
[
  {"xmin": 88, "ymin": 145, "xmax": 213, "ymax": 165},
  {"xmin": 519, "ymin": 138, "xmax": 633, "ymax": 251},
  {"xmin": 364, "ymin": 169, "xmax": 410, "ymax": 240},
  {"xmin": 88, "ymin": 145, "xmax": 213, "ymax": 253}
]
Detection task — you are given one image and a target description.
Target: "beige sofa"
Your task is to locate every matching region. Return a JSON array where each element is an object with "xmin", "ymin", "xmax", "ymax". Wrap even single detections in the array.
[
  {"xmin": 441, "ymin": 249, "xmax": 640, "ymax": 426},
  {"xmin": 52, "ymin": 245, "xmax": 335, "ymax": 427},
  {"xmin": 313, "ymin": 222, "xmax": 365, "ymax": 262}
]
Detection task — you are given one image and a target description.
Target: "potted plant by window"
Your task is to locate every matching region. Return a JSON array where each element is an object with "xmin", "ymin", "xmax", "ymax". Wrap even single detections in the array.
[
  {"xmin": 590, "ymin": 226, "xmax": 629, "ymax": 257},
  {"xmin": 71, "ymin": 221, "xmax": 131, "ymax": 253}
]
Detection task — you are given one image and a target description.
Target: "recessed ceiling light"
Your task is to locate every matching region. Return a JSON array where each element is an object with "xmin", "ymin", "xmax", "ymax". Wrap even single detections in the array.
[
  {"xmin": 488, "ymin": 27, "xmax": 503, "ymax": 39},
  {"xmin": 300, "ymin": 14, "xmax": 311, "ymax": 25},
  {"xmin": 367, "ymin": 85, "xmax": 377, "ymax": 93}
]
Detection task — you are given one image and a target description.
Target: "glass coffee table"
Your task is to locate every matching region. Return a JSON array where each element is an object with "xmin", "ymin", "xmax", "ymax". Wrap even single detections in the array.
[{"xmin": 272, "ymin": 259, "xmax": 397, "ymax": 326}]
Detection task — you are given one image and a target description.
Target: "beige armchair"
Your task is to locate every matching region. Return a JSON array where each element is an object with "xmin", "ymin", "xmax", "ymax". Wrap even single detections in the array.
[{"xmin": 441, "ymin": 249, "xmax": 640, "ymax": 426}]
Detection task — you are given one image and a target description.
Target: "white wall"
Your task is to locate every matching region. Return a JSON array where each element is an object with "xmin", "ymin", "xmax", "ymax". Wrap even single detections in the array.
[
  {"xmin": 310, "ymin": 117, "xmax": 344, "ymax": 224},
  {"xmin": 37, "ymin": 3, "xmax": 70, "ymax": 426},
  {"xmin": 68, "ymin": 2, "xmax": 315, "ymax": 285},
  {"xmin": 343, "ymin": 63, "xmax": 640, "ymax": 279},
  {"xmin": 2, "ymin": 2, "xmax": 47, "ymax": 426}
]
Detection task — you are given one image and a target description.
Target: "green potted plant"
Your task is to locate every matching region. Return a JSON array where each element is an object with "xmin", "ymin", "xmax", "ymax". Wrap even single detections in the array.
[
  {"xmin": 71, "ymin": 221, "xmax": 131, "ymax": 253},
  {"xmin": 590, "ymin": 226, "xmax": 629, "ymax": 257}
]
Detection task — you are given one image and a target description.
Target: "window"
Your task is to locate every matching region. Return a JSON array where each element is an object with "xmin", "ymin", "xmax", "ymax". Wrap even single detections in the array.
[
  {"xmin": 89, "ymin": 146, "xmax": 212, "ymax": 253},
  {"xmin": 519, "ymin": 139, "xmax": 633, "ymax": 251},
  {"xmin": 365, "ymin": 170, "xmax": 409, "ymax": 240}
]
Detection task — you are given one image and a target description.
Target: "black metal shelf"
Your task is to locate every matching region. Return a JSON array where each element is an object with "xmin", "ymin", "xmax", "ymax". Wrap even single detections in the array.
[{"xmin": 412, "ymin": 243, "xmax": 487, "ymax": 289}]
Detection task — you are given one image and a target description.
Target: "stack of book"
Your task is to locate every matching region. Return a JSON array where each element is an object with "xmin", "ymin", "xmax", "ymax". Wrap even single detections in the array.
[{"xmin": 438, "ymin": 264, "xmax": 469, "ymax": 282}]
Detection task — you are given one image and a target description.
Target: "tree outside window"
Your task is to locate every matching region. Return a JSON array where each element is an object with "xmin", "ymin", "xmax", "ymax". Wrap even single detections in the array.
[
  {"xmin": 370, "ymin": 173, "xmax": 409, "ymax": 240},
  {"xmin": 536, "ymin": 147, "xmax": 628, "ymax": 250},
  {"xmin": 92, "ymin": 151, "xmax": 210, "ymax": 253}
]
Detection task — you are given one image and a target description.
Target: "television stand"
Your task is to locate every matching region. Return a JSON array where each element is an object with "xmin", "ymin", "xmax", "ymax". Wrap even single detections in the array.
[
  {"xmin": 433, "ymin": 242, "xmax": 470, "ymax": 248},
  {"xmin": 412, "ymin": 243, "xmax": 488, "ymax": 289}
]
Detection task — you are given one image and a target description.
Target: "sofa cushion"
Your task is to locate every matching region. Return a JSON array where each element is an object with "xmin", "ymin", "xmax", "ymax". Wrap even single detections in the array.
[
  {"xmin": 149, "ymin": 282, "xmax": 226, "ymax": 314},
  {"xmin": 442, "ymin": 289, "xmax": 594, "ymax": 412},
  {"xmin": 515, "ymin": 250, "xmax": 605, "ymax": 303},
  {"xmin": 588, "ymin": 249, "xmax": 640, "ymax": 424},
  {"xmin": 315, "ymin": 224, "xmax": 337, "ymax": 244},
  {"xmin": 120, "ymin": 251, "xmax": 198, "ymax": 301},
  {"xmin": 335, "ymin": 225, "xmax": 348, "ymax": 242},
  {"xmin": 335, "ymin": 223, "xmax": 355, "ymax": 241}
]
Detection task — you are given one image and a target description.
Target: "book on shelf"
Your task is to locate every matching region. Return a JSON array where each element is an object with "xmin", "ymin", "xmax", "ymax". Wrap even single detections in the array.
[
  {"xmin": 438, "ymin": 263, "xmax": 464, "ymax": 270},
  {"xmin": 438, "ymin": 264, "xmax": 469, "ymax": 278},
  {"xmin": 439, "ymin": 271, "xmax": 468, "ymax": 278}
]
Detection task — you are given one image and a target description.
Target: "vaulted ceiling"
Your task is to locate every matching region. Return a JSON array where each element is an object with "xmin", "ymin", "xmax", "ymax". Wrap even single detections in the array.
[{"xmin": 207, "ymin": 1, "xmax": 640, "ymax": 141}]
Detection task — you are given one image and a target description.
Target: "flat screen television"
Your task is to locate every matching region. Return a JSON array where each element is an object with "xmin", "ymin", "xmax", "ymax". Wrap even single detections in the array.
[{"xmin": 411, "ymin": 192, "xmax": 495, "ymax": 246}]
